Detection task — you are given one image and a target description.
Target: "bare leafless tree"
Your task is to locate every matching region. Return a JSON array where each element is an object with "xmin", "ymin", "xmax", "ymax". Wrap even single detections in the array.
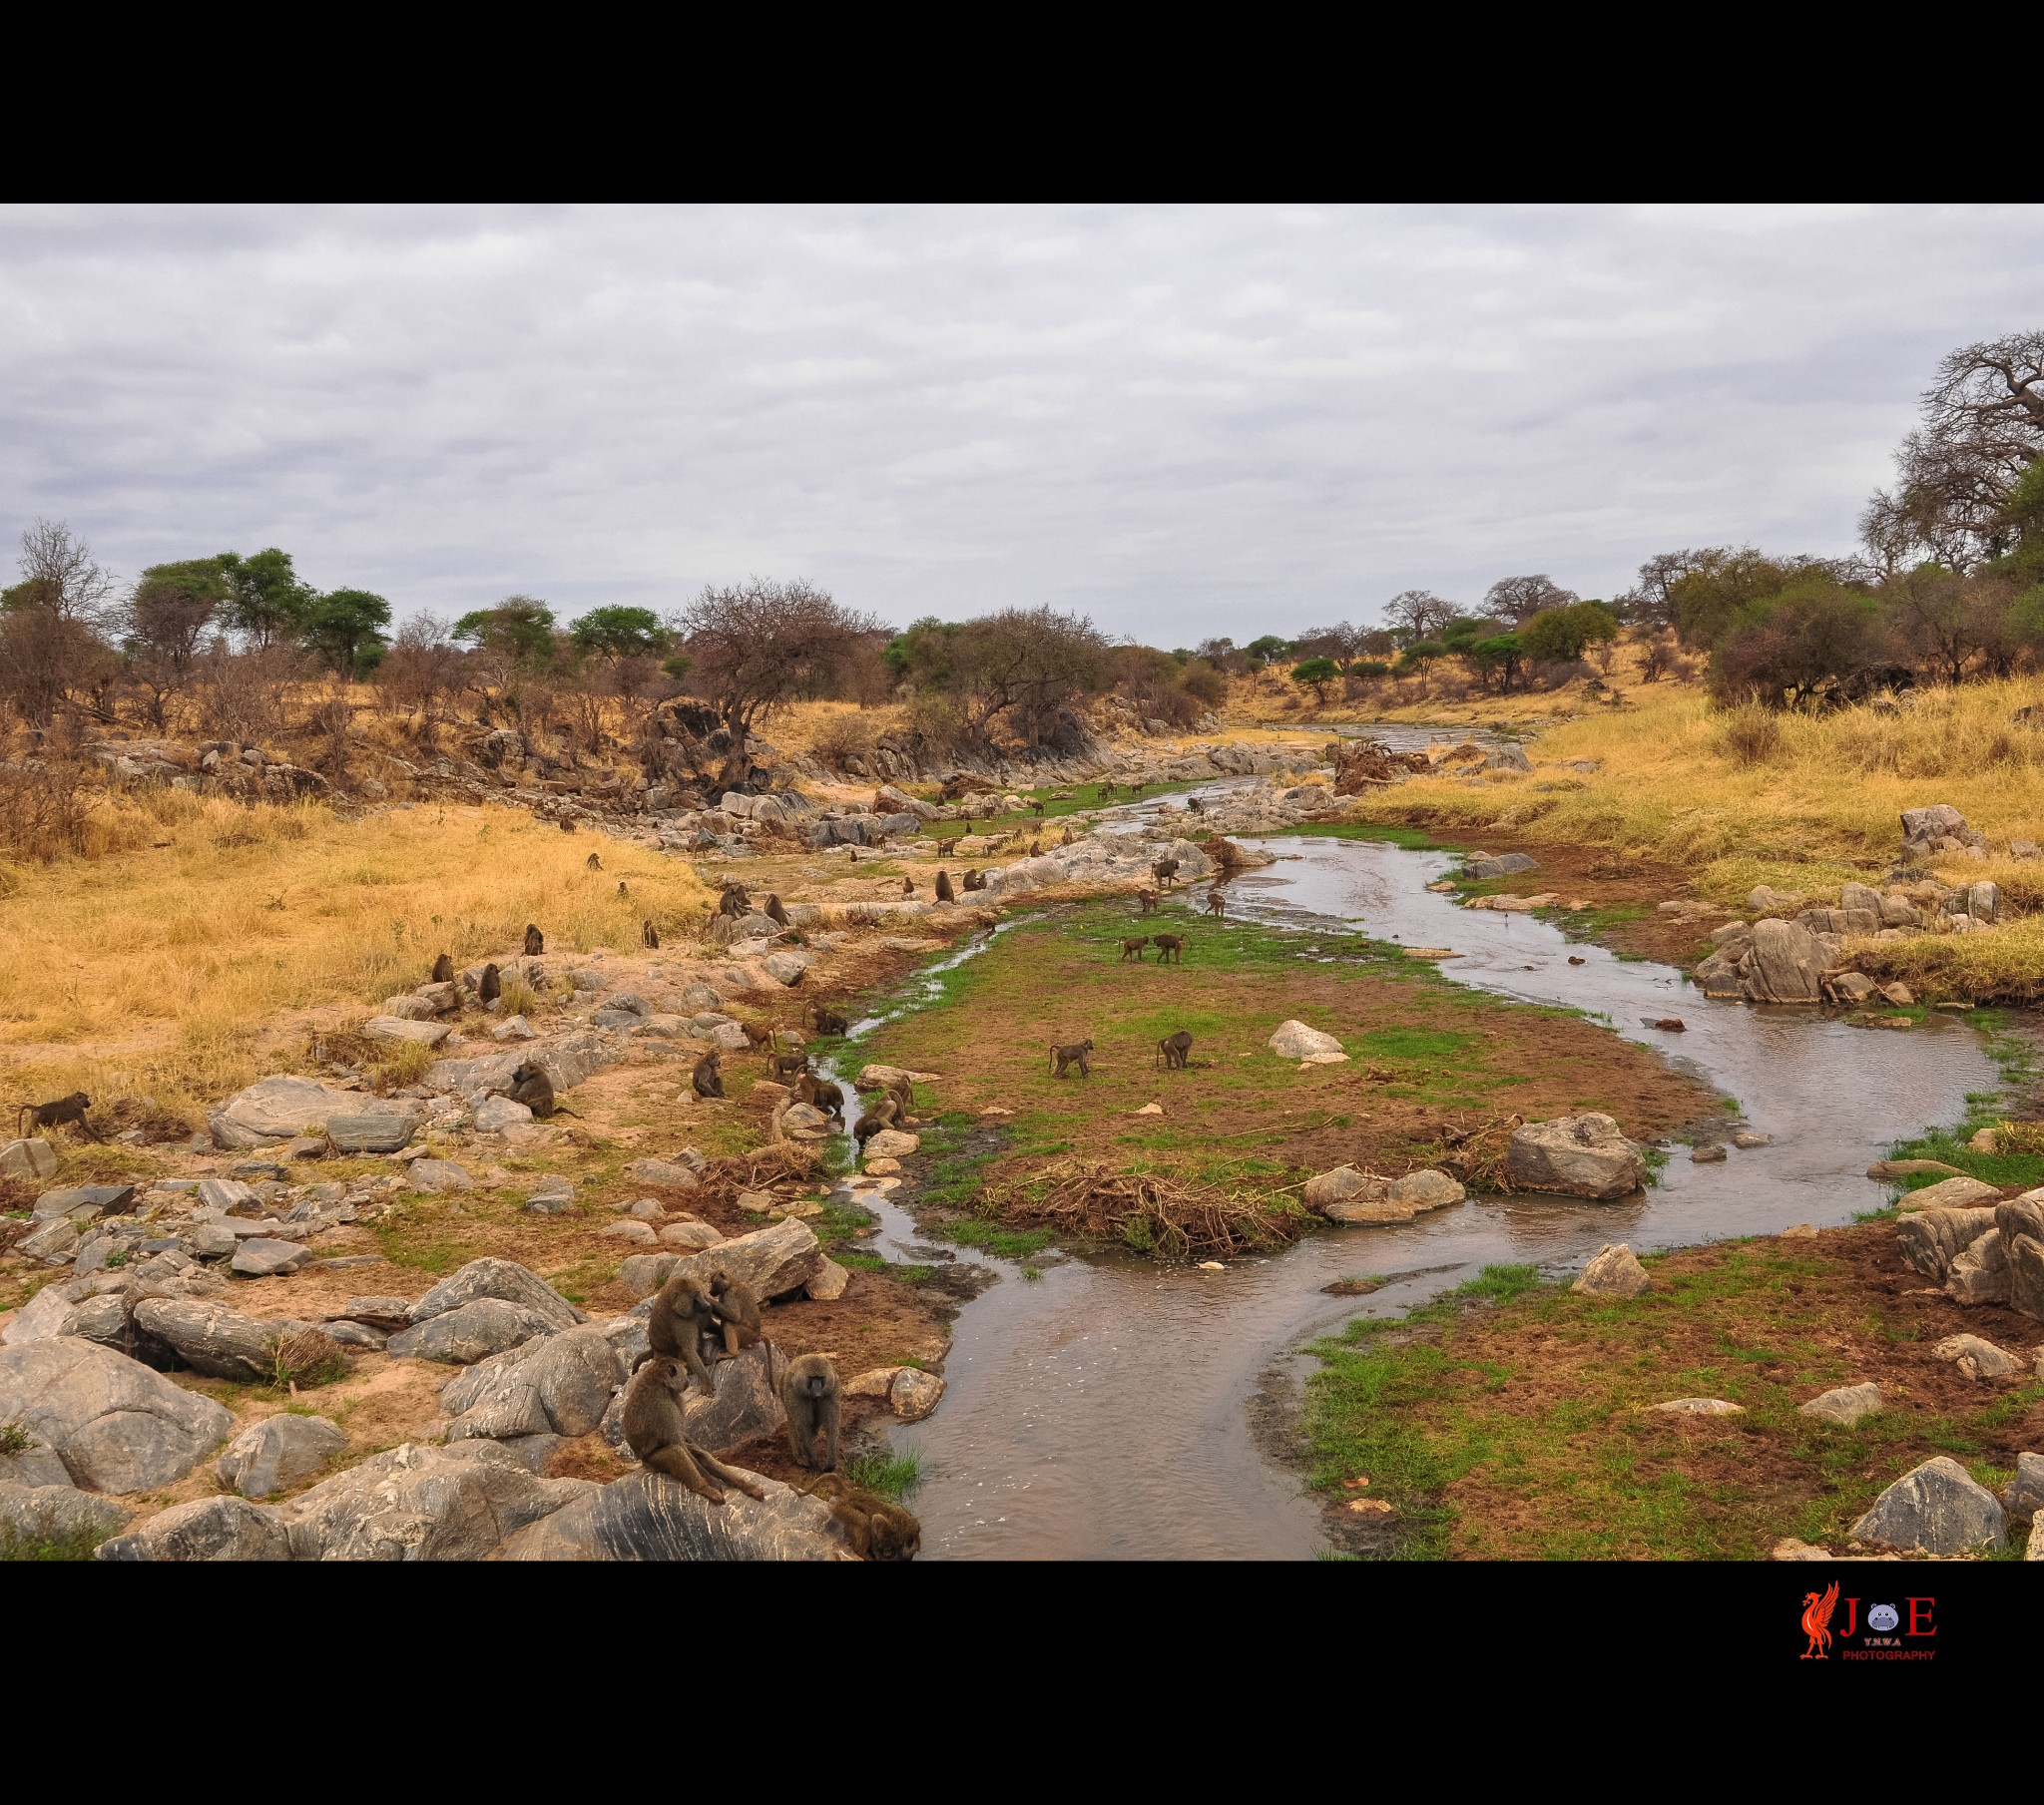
[
  {"xmin": 1382, "ymin": 589, "xmax": 1458, "ymax": 643},
  {"xmin": 1483, "ymin": 574, "xmax": 1578, "ymax": 628},
  {"xmin": 679, "ymin": 578, "xmax": 883, "ymax": 736}
]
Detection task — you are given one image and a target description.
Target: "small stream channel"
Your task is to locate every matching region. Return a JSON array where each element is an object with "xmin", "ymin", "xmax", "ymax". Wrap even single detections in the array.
[{"xmin": 815, "ymin": 756, "xmax": 2001, "ymax": 1560}]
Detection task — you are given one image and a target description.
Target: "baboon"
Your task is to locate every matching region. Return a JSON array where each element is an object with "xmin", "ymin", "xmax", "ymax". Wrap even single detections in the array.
[
  {"xmin": 1204, "ymin": 890, "xmax": 1227, "ymax": 917},
  {"xmin": 1060, "ymin": 827, "xmax": 1073, "ymax": 846},
  {"xmin": 707, "ymin": 1266, "xmax": 764, "ymax": 1357},
  {"xmin": 621, "ymin": 1358, "xmax": 767, "ymax": 1506},
  {"xmin": 430, "ymin": 953, "xmax": 454, "ymax": 984},
  {"xmin": 936, "ymin": 838, "xmax": 958, "ymax": 858},
  {"xmin": 642, "ymin": 919, "xmax": 660, "ymax": 949},
  {"xmin": 1120, "ymin": 936, "xmax": 1149, "ymax": 962},
  {"xmin": 1152, "ymin": 857, "xmax": 1180, "ymax": 887},
  {"xmin": 769, "ymin": 1050, "xmax": 809, "ymax": 1080},
  {"xmin": 807, "ymin": 1474, "xmax": 921, "ymax": 1560},
  {"xmin": 17, "ymin": 1093, "xmax": 94, "ymax": 1140},
  {"xmin": 796, "ymin": 1075, "xmax": 845, "ymax": 1119},
  {"xmin": 741, "ymin": 1021, "xmax": 772, "ymax": 1049},
  {"xmin": 1028, "ymin": 839, "xmax": 1042, "ymax": 857},
  {"xmin": 765, "ymin": 893, "xmax": 789, "ymax": 927},
  {"xmin": 1136, "ymin": 889, "xmax": 1160, "ymax": 914},
  {"xmin": 617, "ymin": 880, "xmax": 629, "ymax": 898},
  {"xmin": 804, "ymin": 1003, "xmax": 851, "ymax": 1036},
  {"xmin": 853, "ymin": 1095, "xmax": 901, "ymax": 1144},
  {"xmin": 962, "ymin": 868, "xmax": 984, "ymax": 891},
  {"xmin": 901, "ymin": 877, "xmax": 915, "ymax": 898},
  {"xmin": 780, "ymin": 1352, "xmax": 842, "ymax": 1471},
  {"xmin": 560, "ymin": 818, "xmax": 576, "ymax": 833},
  {"xmin": 635, "ymin": 1273, "xmax": 722, "ymax": 1390},
  {"xmin": 1098, "ymin": 779, "xmax": 1117, "ymax": 798},
  {"xmin": 718, "ymin": 882, "xmax": 752, "ymax": 918},
  {"xmin": 934, "ymin": 870, "xmax": 955, "ymax": 903},
  {"xmin": 508, "ymin": 1061, "xmax": 557, "ymax": 1119},
  {"xmin": 1157, "ymin": 1030, "xmax": 1194, "ymax": 1070},
  {"xmin": 1152, "ymin": 934, "xmax": 1185, "ymax": 964},
  {"xmin": 586, "ymin": 852, "xmax": 602, "ymax": 870},
  {"xmin": 524, "ymin": 924, "xmax": 544, "ymax": 956},
  {"xmin": 692, "ymin": 1050, "xmax": 725, "ymax": 1100},
  {"xmin": 1188, "ymin": 794, "xmax": 1206, "ymax": 815},
  {"xmin": 478, "ymin": 963, "xmax": 502, "ymax": 1006},
  {"xmin": 1049, "ymin": 1038, "xmax": 1094, "ymax": 1078},
  {"xmin": 1128, "ymin": 780, "xmax": 1146, "ymax": 796},
  {"xmin": 1029, "ymin": 799, "xmax": 1046, "ymax": 816}
]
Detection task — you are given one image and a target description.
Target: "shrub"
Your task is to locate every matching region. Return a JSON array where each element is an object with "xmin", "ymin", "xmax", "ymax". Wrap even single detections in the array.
[{"xmin": 1715, "ymin": 702, "xmax": 1783, "ymax": 765}]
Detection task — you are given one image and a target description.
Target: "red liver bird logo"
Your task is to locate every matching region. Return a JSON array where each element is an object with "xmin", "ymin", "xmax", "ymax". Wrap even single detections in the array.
[{"xmin": 1800, "ymin": 1581, "xmax": 1839, "ymax": 1658}]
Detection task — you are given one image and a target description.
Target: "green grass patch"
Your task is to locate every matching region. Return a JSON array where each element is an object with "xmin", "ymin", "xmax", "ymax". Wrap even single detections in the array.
[{"xmin": 841, "ymin": 1448, "xmax": 924, "ymax": 1501}]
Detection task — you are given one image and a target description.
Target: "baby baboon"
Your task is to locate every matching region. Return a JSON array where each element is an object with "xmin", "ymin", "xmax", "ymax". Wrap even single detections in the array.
[
  {"xmin": 765, "ymin": 893, "xmax": 789, "ymax": 927},
  {"xmin": 524, "ymin": 924, "xmax": 545, "ymax": 956},
  {"xmin": 936, "ymin": 838, "xmax": 958, "ymax": 857},
  {"xmin": 780, "ymin": 1352, "xmax": 841, "ymax": 1471},
  {"xmin": 508, "ymin": 1061, "xmax": 557, "ymax": 1119},
  {"xmin": 769, "ymin": 1050, "xmax": 809, "ymax": 1080},
  {"xmin": 478, "ymin": 963, "xmax": 502, "ymax": 1006},
  {"xmin": 1049, "ymin": 1038, "xmax": 1095, "ymax": 1079},
  {"xmin": 1157, "ymin": 1030, "xmax": 1194, "ymax": 1070},
  {"xmin": 1152, "ymin": 934, "xmax": 1185, "ymax": 964},
  {"xmin": 586, "ymin": 852, "xmax": 602, "ymax": 870},
  {"xmin": 1029, "ymin": 799, "xmax": 1046, "ymax": 816},
  {"xmin": 1204, "ymin": 889, "xmax": 1227, "ymax": 917},
  {"xmin": 707, "ymin": 1266, "xmax": 764, "ymax": 1357},
  {"xmin": 1120, "ymin": 936, "xmax": 1149, "ymax": 962},
  {"xmin": 1098, "ymin": 779, "xmax": 1117, "ymax": 798},
  {"xmin": 1028, "ymin": 838, "xmax": 1042, "ymax": 857},
  {"xmin": 808, "ymin": 1474, "xmax": 921, "ymax": 1561},
  {"xmin": 636, "ymin": 1272, "xmax": 722, "ymax": 1390},
  {"xmin": 934, "ymin": 870, "xmax": 955, "ymax": 903},
  {"xmin": 804, "ymin": 1003, "xmax": 851, "ymax": 1036},
  {"xmin": 1136, "ymin": 889, "xmax": 1159, "ymax": 914},
  {"xmin": 430, "ymin": 953, "xmax": 455, "ymax": 984},
  {"xmin": 692, "ymin": 1049, "xmax": 725, "ymax": 1100},
  {"xmin": 1152, "ymin": 857, "xmax": 1180, "ymax": 887},
  {"xmin": 962, "ymin": 868, "xmax": 984, "ymax": 891},
  {"xmin": 901, "ymin": 877, "xmax": 915, "ymax": 898},
  {"xmin": 17, "ymin": 1092, "xmax": 95, "ymax": 1140},
  {"xmin": 622, "ymin": 1358, "xmax": 767, "ymax": 1506},
  {"xmin": 642, "ymin": 919, "xmax": 660, "ymax": 949}
]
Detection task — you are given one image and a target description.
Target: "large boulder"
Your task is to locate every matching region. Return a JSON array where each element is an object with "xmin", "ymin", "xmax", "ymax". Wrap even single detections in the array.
[
  {"xmin": 216, "ymin": 1414, "xmax": 348, "ymax": 1498},
  {"xmin": 132, "ymin": 1299, "xmax": 330, "ymax": 1383},
  {"xmin": 1505, "ymin": 1114, "xmax": 1647, "ymax": 1199},
  {"xmin": 425, "ymin": 1032, "xmax": 609, "ymax": 1101},
  {"xmin": 208, "ymin": 1076, "xmax": 406, "ymax": 1149},
  {"xmin": 0, "ymin": 1340, "xmax": 234, "ymax": 1492},
  {"xmin": 97, "ymin": 1494, "xmax": 291, "ymax": 1561},
  {"xmin": 1945, "ymin": 1231, "xmax": 2008, "ymax": 1306},
  {"xmin": 1742, "ymin": 919, "xmax": 1824, "ymax": 1004},
  {"xmin": 652, "ymin": 1218, "xmax": 823, "ymax": 1304},
  {"xmin": 1896, "ymin": 1205, "xmax": 2000, "ymax": 1280},
  {"xmin": 0, "ymin": 1137, "xmax": 60, "ymax": 1182},
  {"xmin": 1995, "ymin": 1195, "xmax": 2044, "ymax": 1321},
  {"xmin": 406, "ymin": 1257, "xmax": 586, "ymax": 1330},
  {"xmin": 1898, "ymin": 1174, "xmax": 2000, "ymax": 1213},
  {"xmin": 0, "ymin": 1479, "xmax": 131, "ymax": 1555},
  {"xmin": 495, "ymin": 1470, "xmax": 850, "ymax": 1562},
  {"xmin": 440, "ymin": 1325, "xmax": 625, "ymax": 1441},
  {"xmin": 385, "ymin": 1298, "xmax": 559, "ymax": 1365},
  {"xmin": 1572, "ymin": 1243, "xmax": 1652, "ymax": 1298},
  {"xmin": 1268, "ymin": 1020, "xmax": 1347, "ymax": 1063},
  {"xmin": 283, "ymin": 1442, "xmax": 596, "ymax": 1561},
  {"xmin": 1850, "ymin": 1455, "xmax": 2005, "ymax": 1555},
  {"xmin": 1899, "ymin": 804, "xmax": 1980, "ymax": 861}
]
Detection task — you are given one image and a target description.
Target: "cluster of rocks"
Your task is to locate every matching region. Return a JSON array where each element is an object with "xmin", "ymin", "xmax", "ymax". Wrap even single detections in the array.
[
  {"xmin": 1892, "ymin": 1176, "xmax": 2044, "ymax": 1322},
  {"xmin": 89, "ymin": 738, "xmax": 328, "ymax": 802}
]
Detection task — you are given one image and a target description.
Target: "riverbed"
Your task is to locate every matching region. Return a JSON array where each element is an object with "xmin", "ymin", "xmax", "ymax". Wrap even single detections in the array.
[{"xmin": 828, "ymin": 787, "xmax": 2000, "ymax": 1559}]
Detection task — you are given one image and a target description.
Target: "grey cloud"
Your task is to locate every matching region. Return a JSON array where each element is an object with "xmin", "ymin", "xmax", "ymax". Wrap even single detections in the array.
[{"xmin": 1, "ymin": 204, "xmax": 2039, "ymax": 642}]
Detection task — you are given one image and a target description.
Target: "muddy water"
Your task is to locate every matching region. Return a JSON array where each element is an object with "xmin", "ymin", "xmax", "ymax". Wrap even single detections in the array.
[{"xmin": 829, "ymin": 784, "xmax": 1999, "ymax": 1560}]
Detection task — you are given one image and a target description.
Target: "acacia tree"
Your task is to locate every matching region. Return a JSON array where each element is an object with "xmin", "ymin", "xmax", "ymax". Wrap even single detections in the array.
[
  {"xmin": 1289, "ymin": 656, "xmax": 1338, "ymax": 702},
  {"xmin": 217, "ymin": 548, "xmax": 313, "ymax": 648},
  {"xmin": 681, "ymin": 577, "xmax": 881, "ymax": 736},
  {"xmin": 1521, "ymin": 602, "xmax": 1620, "ymax": 665},
  {"xmin": 570, "ymin": 606, "xmax": 671, "ymax": 665},
  {"xmin": 887, "ymin": 606, "xmax": 1108, "ymax": 747},
  {"xmin": 1863, "ymin": 330, "xmax": 2044, "ymax": 572}
]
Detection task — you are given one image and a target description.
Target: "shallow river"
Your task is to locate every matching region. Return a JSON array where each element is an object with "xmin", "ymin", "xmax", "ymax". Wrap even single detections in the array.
[{"xmin": 829, "ymin": 774, "xmax": 1998, "ymax": 1560}]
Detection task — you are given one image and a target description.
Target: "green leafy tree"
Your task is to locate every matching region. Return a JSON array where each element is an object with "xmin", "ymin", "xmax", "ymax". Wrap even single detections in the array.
[
  {"xmin": 1397, "ymin": 639, "xmax": 1447, "ymax": 673},
  {"xmin": 1468, "ymin": 634, "xmax": 1525, "ymax": 691},
  {"xmin": 302, "ymin": 588, "xmax": 392, "ymax": 677},
  {"xmin": 1709, "ymin": 579, "xmax": 1880, "ymax": 705},
  {"xmin": 1244, "ymin": 635, "xmax": 1291, "ymax": 667},
  {"xmin": 1520, "ymin": 601, "xmax": 1621, "ymax": 664},
  {"xmin": 1289, "ymin": 656, "xmax": 1338, "ymax": 702},
  {"xmin": 453, "ymin": 597, "xmax": 558, "ymax": 666},
  {"xmin": 217, "ymin": 549, "xmax": 314, "ymax": 648},
  {"xmin": 128, "ymin": 558, "xmax": 231, "ymax": 676},
  {"xmin": 570, "ymin": 605, "xmax": 671, "ymax": 664}
]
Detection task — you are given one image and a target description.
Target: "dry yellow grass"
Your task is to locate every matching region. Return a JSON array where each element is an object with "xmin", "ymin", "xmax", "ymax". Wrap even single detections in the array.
[{"xmin": 0, "ymin": 799, "xmax": 712, "ymax": 1109}]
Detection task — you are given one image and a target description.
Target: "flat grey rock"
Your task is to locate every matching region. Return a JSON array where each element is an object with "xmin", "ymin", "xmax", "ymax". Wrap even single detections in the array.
[
  {"xmin": 406, "ymin": 1158, "xmax": 474, "ymax": 1193},
  {"xmin": 216, "ymin": 1413, "xmax": 348, "ymax": 1498},
  {"xmin": 386, "ymin": 1298, "xmax": 559, "ymax": 1364},
  {"xmin": 98, "ymin": 1494, "xmax": 292, "ymax": 1561},
  {"xmin": 1851, "ymin": 1455, "xmax": 2006, "ymax": 1555},
  {"xmin": 231, "ymin": 1237, "xmax": 313, "ymax": 1277},
  {"xmin": 0, "ymin": 1137, "xmax": 59, "ymax": 1181},
  {"xmin": 441, "ymin": 1325, "xmax": 624, "ymax": 1441},
  {"xmin": 406, "ymin": 1257, "xmax": 585, "ymax": 1329},
  {"xmin": 284, "ymin": 1441, "xmax": 594, "ymax": 1561},
  {"xmin": 0, "ymin": 1340, "xmax": 234, "ymax": 1493},
  {"xmin": 326, "ymin": 1114, "xmax": 414, "ymax": 1154},
  {"xmin": 495, "ymin": 1470, "xmax": 849, "ymax": 1562},
  {"xmin": 1798, "ymin": 1382, "xmax": 1882, "ymax": 1427},
  {"xmin": 134, "ymin": 1298, "xmax": 330, "ymax": 1383},
  {"xmin": 31, "ymin": 1184, "xmax": 134, "ymax": 1221}
]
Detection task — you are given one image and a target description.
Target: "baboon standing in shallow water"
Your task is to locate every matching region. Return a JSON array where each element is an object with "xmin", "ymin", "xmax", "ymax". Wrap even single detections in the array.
[
  {"xmin": 1204, "ymin": 889, "xmax": 1226, "ymax": 917},
  {"xmin": 1135, "ymin": 889, "xmax": 1159, "ymax": 914},
  {"xmin": 524, "ymin": 924, "xmax": 544, "ymax": 956}
]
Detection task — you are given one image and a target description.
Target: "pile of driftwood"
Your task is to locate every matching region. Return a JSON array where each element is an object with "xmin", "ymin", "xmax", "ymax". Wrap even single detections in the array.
[
  {"xmin": 1418, "ymin": 1114, "xmax": 1524, "ymax": 1192},
  {"xmin": 983, "ymin": 1158, "xmax": 1303, "ymax": 1260}
]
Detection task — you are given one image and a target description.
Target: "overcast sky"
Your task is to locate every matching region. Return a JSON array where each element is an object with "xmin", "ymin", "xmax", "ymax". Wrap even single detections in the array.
[{"xmin": 3, "ymin": 204, "xmax": 2039, "ymax": 646}]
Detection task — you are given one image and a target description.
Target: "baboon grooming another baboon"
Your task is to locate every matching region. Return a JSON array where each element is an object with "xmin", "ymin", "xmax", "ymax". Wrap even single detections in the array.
[
  {"xmin": 806, "ymin": 1474, "xmax": 921, "ymax": 1560},
  {"xmin": 622, "ymin": 1357, "xmax": 767, "ymax": 1506},
  {"xmin": 478, "ymin": 963, "xmax": 502, "ymax": 1006},
  {"xmin": 934, "ymin": 870, "xmax": 954, "ymax": 903},
  {"xmin": 1049, "ymin": 1038, "xmax": 1094, "ymax": 1078},
  {"xmin": 804, "ymin": 1003, "xmax": 850, "ymax": 1036},
  {"xmin": 1157, "ymin": 1031, "xmax": 1194, "ymax": 1070},
  {"xmin": 780, "ymin": 1352, "xmax": 841, "ymax": 1471},
  {"xmin": 718, "ymin": 883, "xmax": 751, "ymax": 919},
  {"xmin": 707, "ymin": 1266, "xmax": 764, "ymax": 1358},
  {"xmin": 692, "ymin": 1050, "xmax": 725, "ymax": 1100},
  {"xmin": 524, "ymin": 924, "xmax": 544, "ymax": 956},
  {"xmin": 642, "ymin": 919, "xmax": 660, "ymax": 949},
  {"xmin": 17, "ymin": 1093, "xmax": 95, "ymax": 1140},
  {"xmin": 1152, "ymin": 934, "xmax": 1185, "ymax": 964},
  {"xmin": 962, "ymin": 868, "xmax": 984, "ymax": 891},
  {"xmin": 1120, "ymin": 936, "xmax": 1149, "ymax": 962},
  {"xmin": 431, "ymin": 953, "xmax": 455, "ymax": 984},
  {"xmin": 636, "ymin": 1273, "xmax": 722, "ymax": 1390}
]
